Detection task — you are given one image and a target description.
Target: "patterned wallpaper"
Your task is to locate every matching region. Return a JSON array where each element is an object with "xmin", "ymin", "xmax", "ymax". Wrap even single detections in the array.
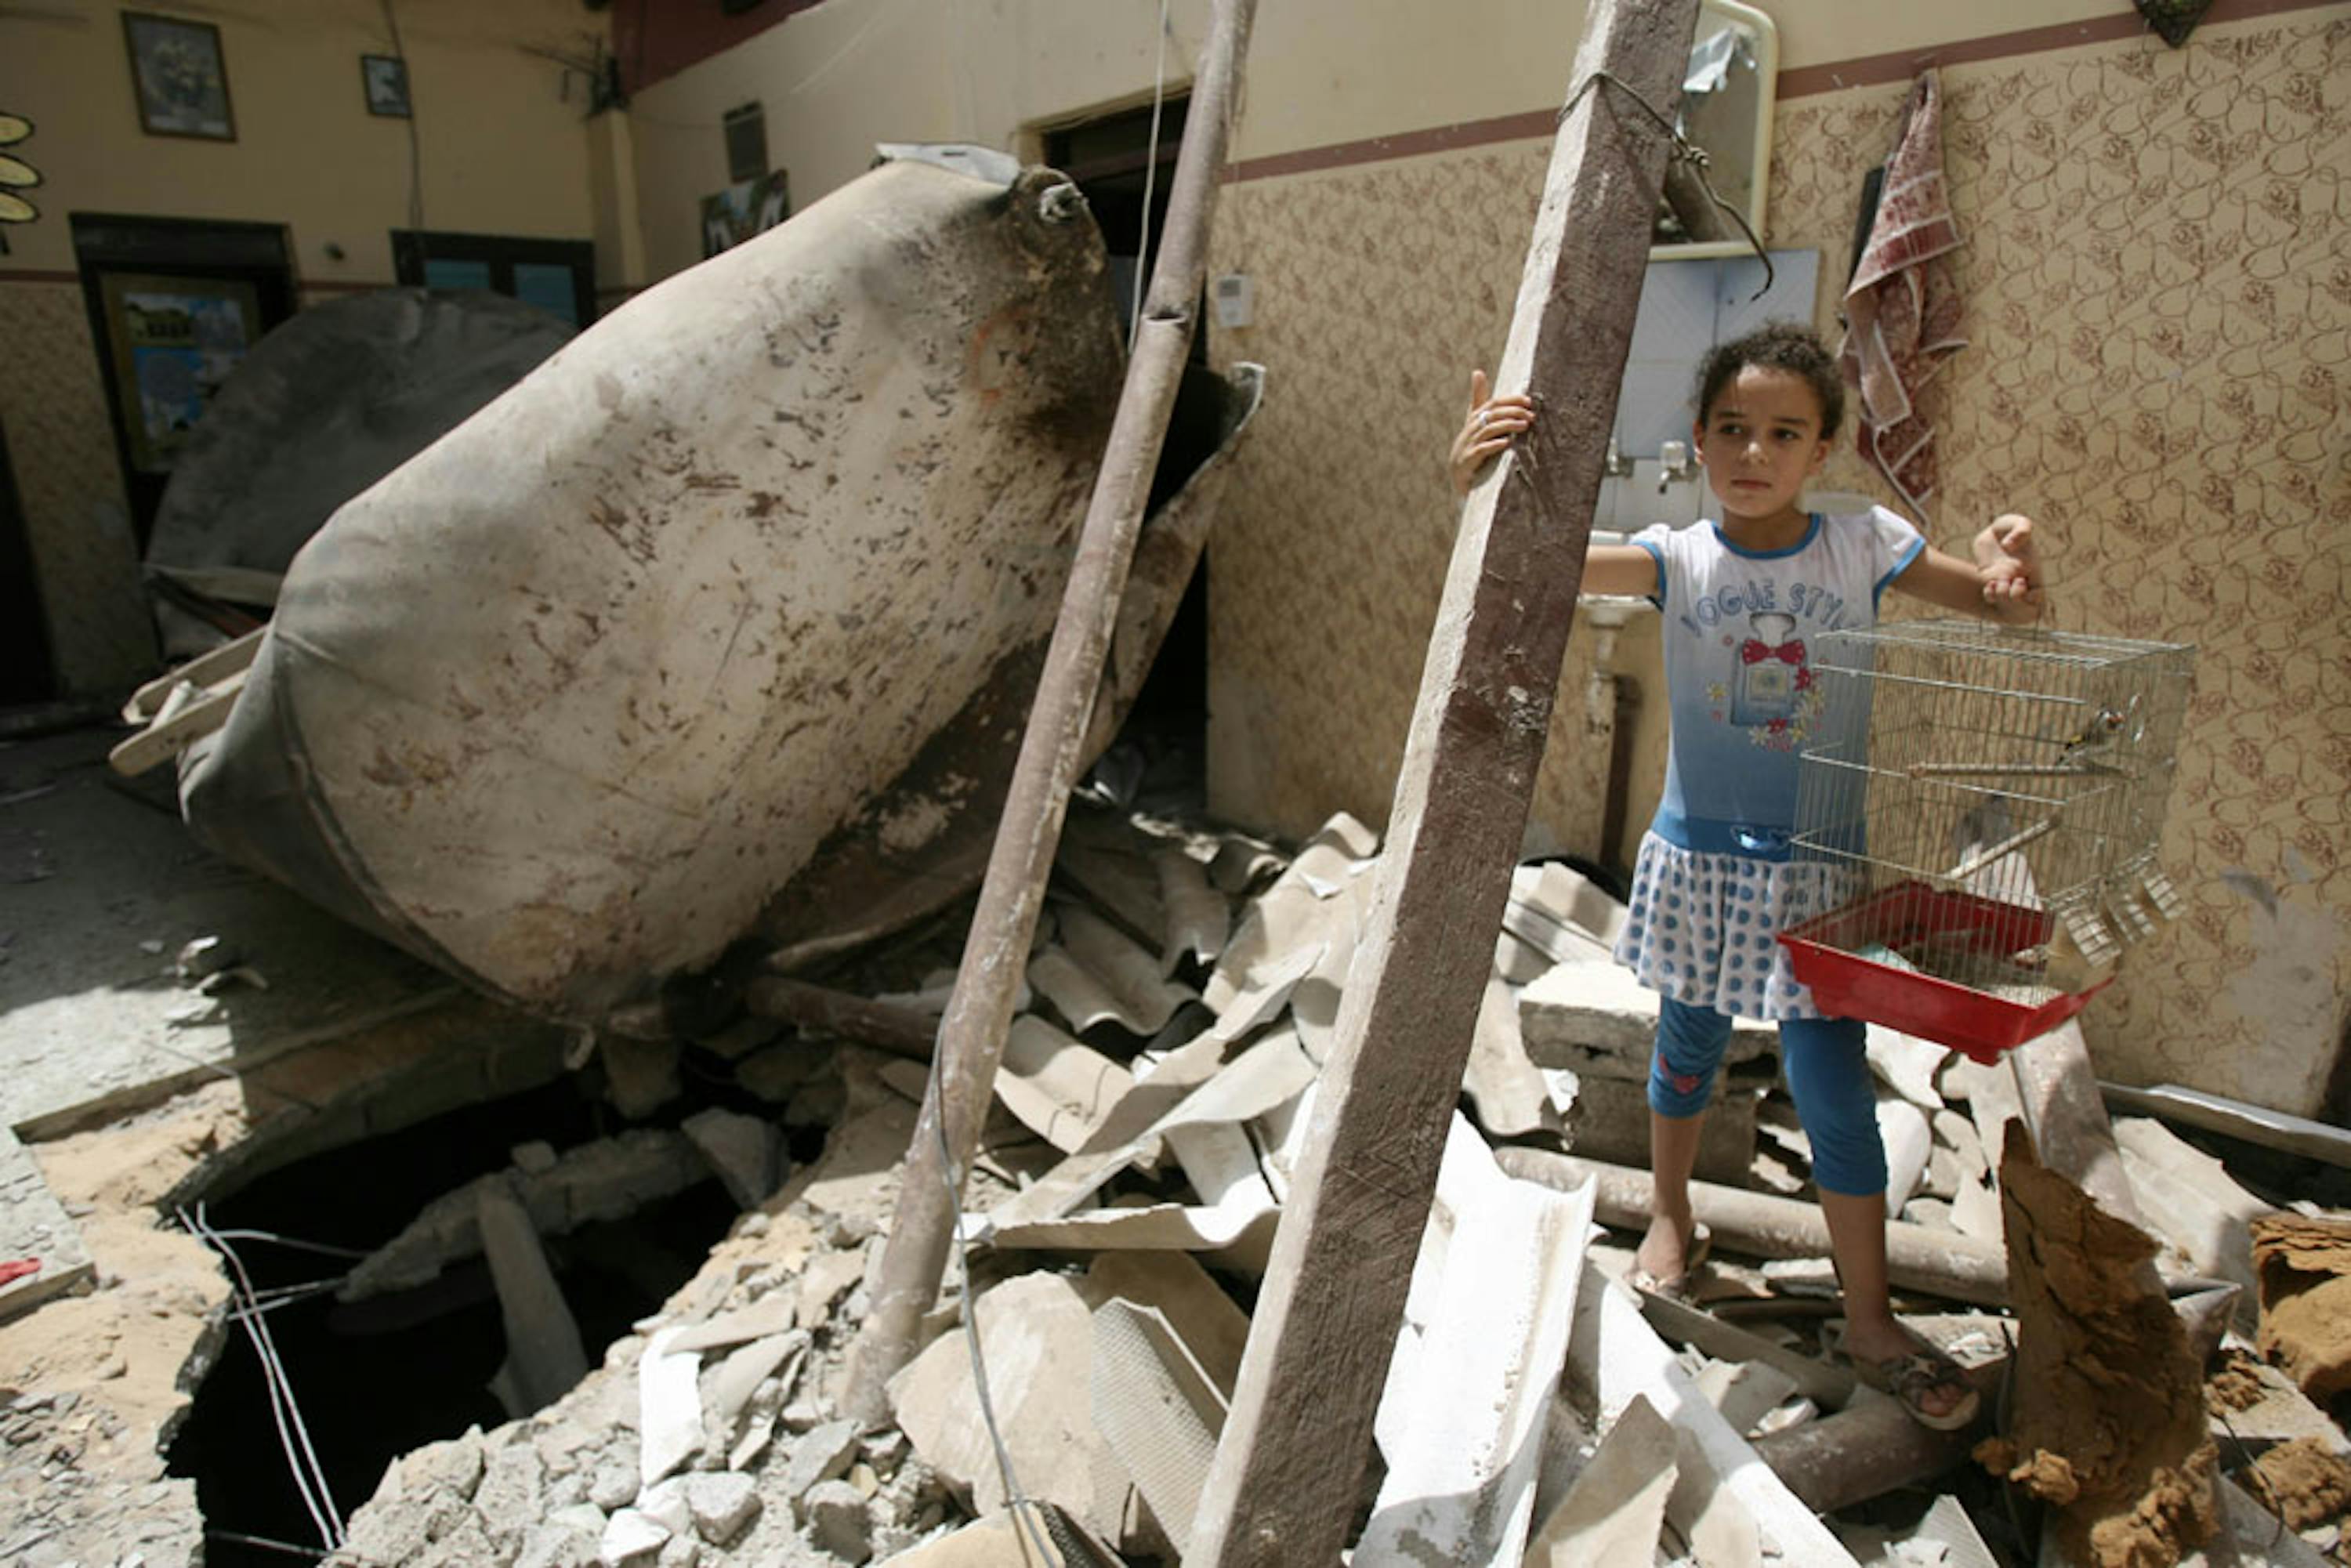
[
  {"xmin": 1205, "ymin": 10, "xmax": 2349, "ymax": 1110},
  {"xmin": 0, "ymin": 284, "xmax": 157, "ymax": 695}
]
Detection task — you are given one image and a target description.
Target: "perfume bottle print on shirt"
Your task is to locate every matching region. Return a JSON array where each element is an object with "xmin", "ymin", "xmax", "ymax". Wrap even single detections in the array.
[{"xmin": 1732, "ymin": 610, "xmax": 1806, "ymax": 727}]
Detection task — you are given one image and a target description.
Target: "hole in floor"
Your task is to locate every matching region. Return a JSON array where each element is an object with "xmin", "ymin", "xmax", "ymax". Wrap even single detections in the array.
[{"xmin": 165, "ymin": 1073, "xmax": 750, "ymax": 1566}]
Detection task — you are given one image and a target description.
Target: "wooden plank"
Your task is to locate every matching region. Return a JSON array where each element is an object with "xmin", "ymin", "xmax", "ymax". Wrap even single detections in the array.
[
  {"xmin": 107, "ymin": 666, "xmax": 247, "ymax": 777},
  {"xmin": 1186, "ymin": 4, "xmax": 1700, "ymax": 1559},
  {"xmin": 841, "ymin": 0, "xmax": 1259, "ymax": 1425},
  {"xmin": 121, "ymin": 626, "xmax": 264, "ymax": 723}
]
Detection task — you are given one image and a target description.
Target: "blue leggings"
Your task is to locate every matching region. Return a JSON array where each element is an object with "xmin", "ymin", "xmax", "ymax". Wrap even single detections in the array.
[{"xmin": 1648, "ymin": 995, "xmax": 1887, "ymax": 1197}]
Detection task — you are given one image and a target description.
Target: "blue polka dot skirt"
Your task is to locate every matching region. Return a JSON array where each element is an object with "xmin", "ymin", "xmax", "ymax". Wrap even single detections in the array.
[{"xmin": 1612, "ymin": 831, "xmax": 1860, "ymax": 1022}]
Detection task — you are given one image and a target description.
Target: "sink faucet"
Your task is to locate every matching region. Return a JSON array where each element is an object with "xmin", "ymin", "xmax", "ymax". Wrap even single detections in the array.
[
  {"xmin": 1603, "ymin": 434, "xmax": 1634, "ymax": 480},
  {"xmin": 1657, "ymin": 438, "xmax": 1699, "ymax": 492}
]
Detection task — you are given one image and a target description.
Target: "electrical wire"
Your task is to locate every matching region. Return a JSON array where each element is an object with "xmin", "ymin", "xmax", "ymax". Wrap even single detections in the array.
[
  {"xmin": 181, "ymin": 1204, "xmax": 346, "ymax": 1552},
  {"xmin": 1130, "ymin": 0, "xmax": 1172, "ymax": 349},
  {"xmin": 379, "ymin": 0, "xmax": 425, "ymax": 231}
]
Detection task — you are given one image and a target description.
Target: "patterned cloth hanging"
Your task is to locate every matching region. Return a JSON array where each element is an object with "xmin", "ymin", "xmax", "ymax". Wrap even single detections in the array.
[{"xmin": 1838, "ymin": 71, "xmax": 1964, "ymax": 523}]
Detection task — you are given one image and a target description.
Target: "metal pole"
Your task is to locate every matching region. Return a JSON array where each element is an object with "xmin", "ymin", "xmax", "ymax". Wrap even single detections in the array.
[{"xmin": 840, "ymin": 0, "xmax": 1258, "ymax": 1426}]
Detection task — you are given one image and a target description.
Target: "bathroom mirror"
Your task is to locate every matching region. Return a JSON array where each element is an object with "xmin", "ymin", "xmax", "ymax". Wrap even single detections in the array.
[{"xmin": 1651, "ymin": 0, "xmax": 1777, "ymax": 259}]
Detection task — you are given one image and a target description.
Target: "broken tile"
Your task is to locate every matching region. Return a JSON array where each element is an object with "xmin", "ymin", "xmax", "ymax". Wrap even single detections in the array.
[
  {"xmin": 1363, "ymin": 1118, "xmax": 1594, "ymax": 1566},
  {"xmin": 1028, "ymin": 903, "xmax": 1196, "ymax": 1035},
  {"xmin": 1463, "ymin": 975, "xmax": 1559, "ymax": 1139},
  {"xmin": 1865, "ymin": 1024, "xmax": 1951, "ymax": 1112},
  {"xmin": 1154, "ymin": 847, "xmax": 1229, "ymax": 974},
  {"xmin": 1089, "ymin": 1300, "xmax": 1226, "ymax": 1560},
  {"xmin": 1083, "ymin": 1251, "xmax": 1251, "ymax": 1398},
  {"xmin": 2114, "ymin": 1115, "xmax": 2273, "ymax": 1328},
  {"xmin": 994, "ymin": 1016, "xmax": 1133, "ymax": 1153},
  {"xmin": 637, "ymin": 1327, "xmax": 703, "ymax": 1489}
]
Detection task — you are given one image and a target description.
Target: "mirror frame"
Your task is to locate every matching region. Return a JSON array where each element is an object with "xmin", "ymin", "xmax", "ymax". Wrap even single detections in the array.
[{"xmin": 1651, "ymin": 0, "xmax": 1778, "ymax": 262}]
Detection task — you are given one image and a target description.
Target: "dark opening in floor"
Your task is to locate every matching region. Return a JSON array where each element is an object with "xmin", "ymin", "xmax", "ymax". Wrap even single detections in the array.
[{"xmin": 165, "ymin": 1075, "xmax": 741, "ymax": 1567}]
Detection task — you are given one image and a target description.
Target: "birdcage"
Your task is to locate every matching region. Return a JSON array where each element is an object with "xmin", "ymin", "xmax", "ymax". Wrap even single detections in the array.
[{"xmin": 1776, "ymin": 620, "xmax": 2196, "ymax": 1063}]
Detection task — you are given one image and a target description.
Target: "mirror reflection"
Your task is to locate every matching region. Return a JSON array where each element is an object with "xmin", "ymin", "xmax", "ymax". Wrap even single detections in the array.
[{"xmin": 1653, "ymin": 0, "xmax": 1777, "ymax": 256}]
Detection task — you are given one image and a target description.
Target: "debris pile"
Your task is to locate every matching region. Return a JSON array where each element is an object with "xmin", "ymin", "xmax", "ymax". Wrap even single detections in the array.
[{"xmin": 305, "ymin": 799, "xmax": 2351, "ymax": 1567}]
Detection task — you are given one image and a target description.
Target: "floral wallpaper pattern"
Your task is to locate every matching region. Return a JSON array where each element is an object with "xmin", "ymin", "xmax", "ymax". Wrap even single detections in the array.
[
  {"xmin": 1206, "ymin": 11, "xmax": 2349, "ymax": 1110},
  {"xmin": 0, "ymin": 285, "xmax": 157, "ymax": 693}
]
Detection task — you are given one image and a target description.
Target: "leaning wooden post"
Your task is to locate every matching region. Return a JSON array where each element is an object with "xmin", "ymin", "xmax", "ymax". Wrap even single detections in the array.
[
  {"xmin": 1186, "ymin": 3, "xmax": 1699, "ymax": 1561},
  {"xmin": 839, "ymin": 0, "xmax": 1258, "ymax": 1426}
]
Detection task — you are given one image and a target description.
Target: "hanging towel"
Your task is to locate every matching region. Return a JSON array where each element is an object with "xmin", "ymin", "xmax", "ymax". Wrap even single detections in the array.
[{"xmin": 1839, "ymin": 71, "xmax": 1964, "ymax": 521}]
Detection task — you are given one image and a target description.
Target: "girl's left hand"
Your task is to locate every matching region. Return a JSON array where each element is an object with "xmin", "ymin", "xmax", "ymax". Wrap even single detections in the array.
[
  {"xmin": 1450, "ymin": 369, "xmax": 1535, "ymax": 495},
  {"xmin": 1973, "ymin": 513, "xmax": 2045, "ymax": 615}
]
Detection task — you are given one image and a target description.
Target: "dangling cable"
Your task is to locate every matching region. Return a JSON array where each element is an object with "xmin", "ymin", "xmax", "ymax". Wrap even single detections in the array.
[{"xmin": 1130, "ymin": 0, "xmax": 1172, "ymax": 349}]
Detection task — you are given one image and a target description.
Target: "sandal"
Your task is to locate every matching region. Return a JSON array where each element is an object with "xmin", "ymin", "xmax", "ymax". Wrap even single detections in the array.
[
  {"xmin": 1625, "ymin": 1222, "xmax": 1712, "ymax": 1304},
  {"xmin": 1851, "ymin": 1334, "xmax": 1982, "ymax": 1432}
]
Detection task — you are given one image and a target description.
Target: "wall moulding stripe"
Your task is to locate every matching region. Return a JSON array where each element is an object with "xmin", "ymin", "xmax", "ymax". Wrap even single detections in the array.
[{"xmin": 1224, "ymin": 0, "xmax": 2342, "ymax": 184}]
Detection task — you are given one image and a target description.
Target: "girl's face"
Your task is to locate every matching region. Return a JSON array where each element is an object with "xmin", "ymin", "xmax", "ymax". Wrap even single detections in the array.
[{"xmin": 1694, "ymin": 366, "xmax": 1831, "ymax": 524}]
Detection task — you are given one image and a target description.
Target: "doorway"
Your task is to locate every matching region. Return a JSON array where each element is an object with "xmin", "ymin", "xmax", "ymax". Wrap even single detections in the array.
[
  {"xmin": 71, "ymin": 213, "xmax": 296, "ymax": 553},
  {"xmin": 0, "ymin": 418, "xmax": 56, "ymax": 704},
  {"xmin": 1042, "ymin": 96, "xmax": 1212, "ymax": 805}
]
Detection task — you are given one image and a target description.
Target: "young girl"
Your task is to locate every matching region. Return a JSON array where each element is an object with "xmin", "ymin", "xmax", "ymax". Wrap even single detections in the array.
[{"xmin": 1449, "ymin": 322, "xmax": 2042, "ymax": 1430}]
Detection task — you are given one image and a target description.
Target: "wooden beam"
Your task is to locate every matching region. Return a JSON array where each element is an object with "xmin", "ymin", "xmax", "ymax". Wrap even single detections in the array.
[
  {"xmin": 1186, "ymin": 5, "xmax": 1700, "ymax": 1560},
  {"xmin": 839, "ymin": 0, "xmax": 1259, "ymax": 1427}
]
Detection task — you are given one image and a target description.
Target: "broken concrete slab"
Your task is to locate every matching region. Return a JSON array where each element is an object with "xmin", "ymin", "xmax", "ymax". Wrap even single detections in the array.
[
  {"xmin": 342, "ymin": 1129, "xmax": 708, "ymax": 1299},
  {"xmin": 871, "ymin": 1506, "xmax": 1086, "ymax": 1566},
  {"xmin": 682, "ymin": 1108, "xmax": 784, "ymax": 1211},
  {"xmin": 778, "ymin": 1418, "xmax": 864, "ymax": 1519},
  {"xmin": 1519, "ymin": 955, "xmax": 1776, "ymax": 1080},
  {"xmin": 1881, "ymin": 1090, "xmax": 1933, "ymax": 1212},
  {"xmin": 637, "ymin": 1326, "xmax": 705, "ymax": 1490},
  {"xmin": 1694, "ymin": 1357, "xmax": 1802, "ymax": 1438},
  {"xmin": 889, "ymin": 1273, "xmax": 1126, "ymax": 1537},
  {"xmin": 1463, "ymin": 974, "xmax": 1559, "ymax": 1139},
  {"xmin": 1866, "ymin": 1023, "xmax": 1950, "ymax": 1112},
  {"xmin": 1564, "ymin": 1073, "xmax": 1758, "ymax": 1186},
  {"xmin": 1523, "ymin": 1392, "xmax": 1678, "ymax": 1566},
  {"xmin": 480, "ymin": 1183, "xmax": 591, "ymax": 1418}
]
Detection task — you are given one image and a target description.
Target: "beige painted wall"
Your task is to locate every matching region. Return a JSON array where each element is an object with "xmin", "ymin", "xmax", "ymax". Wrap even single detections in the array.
[
  {"xmin": 0, "ymin": 0, "xmax": 606, "ymax": 693},
  {"xmin": 619, "ymin": 0, "xmax": 2348, "ymax": 1112},
  {"xmin": 1201, "ymin": 5, "xmax": 2350, "ymax": 1112},
  {"xmin": 622, "ymin": 0, "xmax": 2138, "ymax": 285}
]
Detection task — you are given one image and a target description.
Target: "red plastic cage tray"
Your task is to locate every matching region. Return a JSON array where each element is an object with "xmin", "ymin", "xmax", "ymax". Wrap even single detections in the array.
[{"xmin": 1775, "ymin": 882, "xmax": 2114, "ymax": 1064}]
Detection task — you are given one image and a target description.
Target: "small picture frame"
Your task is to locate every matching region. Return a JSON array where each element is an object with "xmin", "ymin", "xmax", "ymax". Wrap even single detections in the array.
[
  {"xmin": 122, "ymin": 11, "xmax": 235, "ymax": 142},
  {"xmin": 360, "ymin": 54, "xmax": 411, "ymax": 119}
]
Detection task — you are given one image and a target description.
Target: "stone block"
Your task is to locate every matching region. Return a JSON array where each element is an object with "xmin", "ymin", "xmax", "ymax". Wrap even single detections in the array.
[
  {"xmin": 805, "ymin": 1478, "xmax": 872, "ymax": 1565},
  {"xmin": 1518, "ymin": 958, "xmax": 1777, "ymax": 1081},
  {"xmin": 1564, "ymin": 1074, "xmax": 1758, "ymax": 1186}
]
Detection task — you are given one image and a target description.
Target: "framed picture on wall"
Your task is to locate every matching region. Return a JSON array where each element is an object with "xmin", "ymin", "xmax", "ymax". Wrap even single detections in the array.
[
  {"xmin": 121, "ymin": 12, "xmax": 235, "ymax": 141},
  {"xmin": 361, "ymin": 54, "xmax": 411, "ymax": 118},
  {"xmin": 95, "ymin": 272, "xmax": 263, "ymax": 473}
]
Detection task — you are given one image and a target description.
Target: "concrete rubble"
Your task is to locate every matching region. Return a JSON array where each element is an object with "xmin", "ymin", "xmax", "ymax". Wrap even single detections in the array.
[{"xmin": 4, "ymin": 750, "xmax": 2346, "ymax": 1568}]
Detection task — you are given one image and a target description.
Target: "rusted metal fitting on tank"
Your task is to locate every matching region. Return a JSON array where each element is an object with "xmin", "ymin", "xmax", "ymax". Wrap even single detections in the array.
[{"xmin": 1038, "ymin": 179, "xmax": 1089, "ymax": 224}]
